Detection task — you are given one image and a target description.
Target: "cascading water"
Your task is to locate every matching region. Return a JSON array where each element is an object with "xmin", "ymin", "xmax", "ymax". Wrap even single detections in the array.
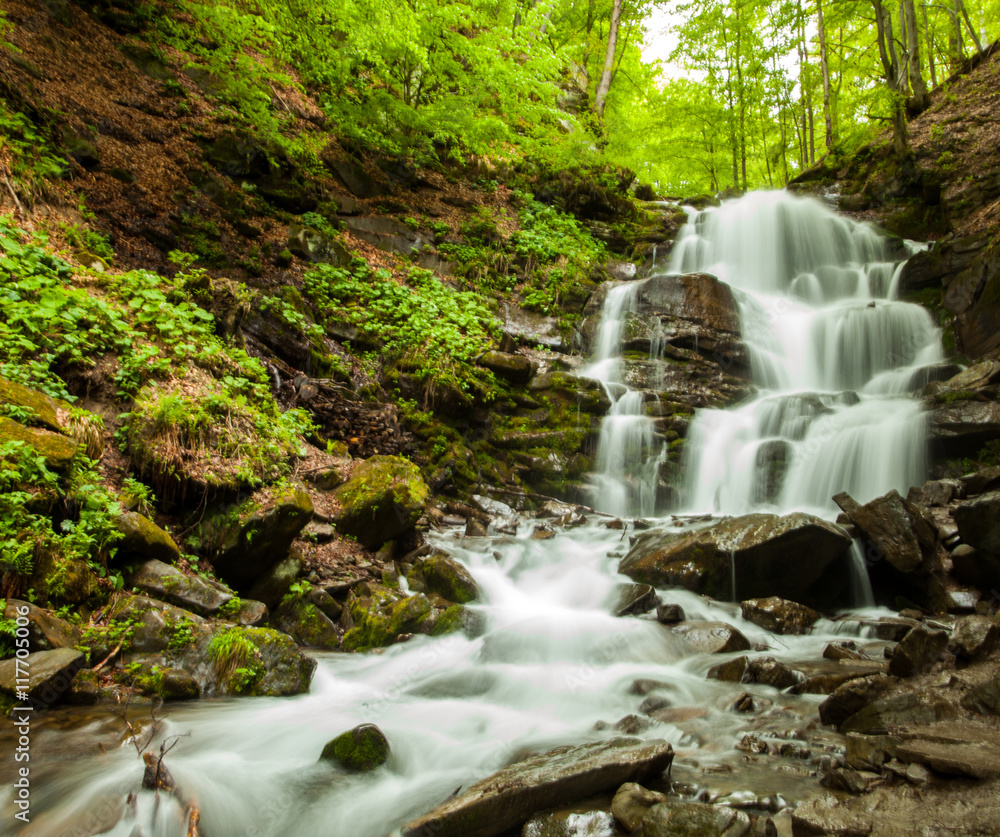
[
  {"xmin": 673, "ymin": 191, "xmax": 941, "ymax": 516},
  {"xmin": 584, "ymin": 284, "xmax": 664, "ymax": 517},
  {"xmin": 4, "ymin": 192, "xmax": 930, "ymax": 837}
]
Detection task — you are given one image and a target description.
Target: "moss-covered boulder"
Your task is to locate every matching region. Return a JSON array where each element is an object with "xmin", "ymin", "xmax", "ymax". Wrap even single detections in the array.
[
  {"xmin": 3, "ymin": 599, "xmax": 82, "ymax": 653},
  {"xmin": 320, "ymin": 723, "xmax": 390, "ymax": 771},
  {"xmin": 0, "ymin": 377, "xmax": 70, "ymax": 432},
  {"xmin": 341, "ymin": 583, "xmax": 472, "ymax": 651},
  {"xmin": 111, "ymin": 595, "xmax": 315, "ymax": 698},
  {"xmin": 128, "ymin": 558, "xmax": 235, "ymax": 616},
  {"xmin": 407, "ymin": 554, "xmax": 480, "ymax": 604},
  {"xmin": 0, "ymin": 417, "xmax": 77, "ymax": 471},
  {"xmin": 287, "ymin": 223, "xmax": 350, "ymax": 265},
  {"xmin": 194, "ymin": 483, "xmax": 313, "ymax": 590},
  {"xmin": 29, "ymin": 547, "xmax": 96, "ymax": 606},
  {"xmin": 271, "ymin": 595, "xmax": 341, "ymax": 650},
  {"xmin": 334, "ymin": 455, "xmax": 429, "ymax": 550},
  {"xmin": 478, "ymin": 350, "xmax": 534, "ymax": 384},
  {"xmin": 115, "ymin": 512, "xmax": 182, "ymax": 565}
]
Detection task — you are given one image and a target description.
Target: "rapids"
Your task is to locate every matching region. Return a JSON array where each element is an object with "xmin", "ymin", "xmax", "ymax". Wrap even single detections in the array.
[{"xmin": 0, "ymin": 191, "xmax": 932, "ymax": 836}]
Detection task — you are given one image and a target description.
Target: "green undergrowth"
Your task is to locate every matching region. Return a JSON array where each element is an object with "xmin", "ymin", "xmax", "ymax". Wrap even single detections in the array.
[
  {"xmin": 304, "ymin": 258, "xmax": 500, "ymax": 402},
  {"xmin": 0, "ymin": 439, "xmax": 123, "ymax": 608},
  {"xmin": 208, "ymin": 626, "xmax": 266, "ymax": 694}
]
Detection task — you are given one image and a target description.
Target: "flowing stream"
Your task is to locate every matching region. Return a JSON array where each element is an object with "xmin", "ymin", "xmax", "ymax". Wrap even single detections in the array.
[{"xmin": 0, "ymin": 191, "xmax": 935, "ymax": 836}]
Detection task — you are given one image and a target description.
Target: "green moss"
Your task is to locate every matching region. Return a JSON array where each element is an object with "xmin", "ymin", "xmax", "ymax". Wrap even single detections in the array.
[
  {"xmin": 0, "ymin": 418, "xmax": 77, "ymax": 472},
  {"xmin": 208, "ymin": 627, "xmax": 267, "ymax": 694},
  {"xmin": 320, "ymin": 724, "xmax": 390, "ymax": 771},
  {"xmin": 430, "ymin": 604, "xmax": 465, "ymax": 636}
]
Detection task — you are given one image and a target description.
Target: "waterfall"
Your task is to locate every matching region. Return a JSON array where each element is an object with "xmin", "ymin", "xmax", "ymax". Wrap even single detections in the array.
[
  {"xmin": 584, "ymin": 283, "xmax": 664, "ymax": 517},
  {"xmin": 674, "ymin": 191, "xmax": 940, "ymax": 516}
]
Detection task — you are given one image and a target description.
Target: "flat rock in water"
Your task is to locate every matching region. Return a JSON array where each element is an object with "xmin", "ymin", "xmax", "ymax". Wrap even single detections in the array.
[
  {"xmin": 641, "ymin": 799, "xmax": 752, "ymax": 837},
  {"xmin": 399, "ymin": 737, "xmax": 674, "ymax": 837},
  {"xmin": 740, "ymin": 596, "xmax": 820, "ymax": 635},
  {"xmin": 671, "ymin": 621, "xmax": 751, "ymax": 654}
]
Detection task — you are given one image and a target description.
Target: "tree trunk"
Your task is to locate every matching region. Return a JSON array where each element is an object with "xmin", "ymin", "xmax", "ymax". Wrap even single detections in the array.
[
  {"xmin": 817, "ymin": 0, "xmax": 834, "ymax": 149},
  {"xmin": 922, "ymin": 2, "xmax": 937, "ymax": 87},
  {"xmin": 903, "ymin": 0, "xmax": 930, "ymax": 111},
  {"xmin": 958, "ymin": 0, "xmax": 983, "ymax": 53},
  {"xmin": 874, "ymin": 0, "xmax": 908, "ymax": 157},
  {"xmin": 951, "ymin": 0, "xmax": 965, "ymax": 68},
  {"xmin": 593, "ymin": 0, "xmax": 623, "ymax": 117}
]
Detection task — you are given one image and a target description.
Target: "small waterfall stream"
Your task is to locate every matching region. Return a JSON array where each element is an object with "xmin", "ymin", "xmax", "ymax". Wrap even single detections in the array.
[{"xmin": 1, "ymin": 191, "xmax": 939, "ymax": 837}]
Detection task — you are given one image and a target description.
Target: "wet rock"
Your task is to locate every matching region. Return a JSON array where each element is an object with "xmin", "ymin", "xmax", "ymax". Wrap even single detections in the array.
[
  {"xmin": 895, "ymin": 738, "xmax": 1000, "ymax": 779},
  {"xmin": 306, "ymin": 588, "xmax": 343, "ymax": 622},
  {"xmin": 642, "ymin": 799, "xmax": 752, "ymax": 837},
  {"xmin": 406, "ymin": 554, "xmax": 480, "ymax": 604},
  {"xmin": 656, "ymin": 603, "xmax": 686, "ymax": 624},
  {"xmin": 320, "ymin": 723, "xmax": 390, "ymax": 771},
  {"xmin": 247, "ymin": 551, "xmax": 303, "ymax": 609},
  {"xmin": 2, "ymin": 599, "xmax": 81, "ymax": 653},
  {"xmin": 950, "ymin": 615, "xmax": 1000, "ymax": 661},
  {"xmin": 615, "ymin": 583, "xmax": 660, "ymax": 617},
  {"xmin": 271, "ymin": 596, "xmax": 341, "ymax": 650},
  {"xmin": 953, "ymin": 490, "xmax": 1000, "ymax": 554},
  {"xmin": 707, "ymin": 656, "xmax": 750, "ymax": 683},
  {"xmin": 842, "ymin": 691, "xmax": 956, "ymax": 734},
  {"xmin": 233, "ymin": 599, "xmax": 269, "ymax": 627},
  {"xmin": 961, "ymin": 672, "xmax": 1000, "ymax": 715},
  {"xmin": 0, "ymin": 417, "xmax": 77, "ymax": 471},
  {"xmin": 536, "ymin": 499, "xmax": 580, "ymax": 518},
  {"xmin": 612, "ymin": 782, "xmax": 668, "ymax": 831},
  {"xmin": 400, "ymin": 737, "xmax": 674, "ymax": 837},
  {"xmin": 0, "ymin": 648, "xmax": 86, "ymax": 708},
  {"xmin": 838, "ymin": 489, "xmax": 937, "ymax": 574},
  {"xmin": 498, "ymin": 302, "xmax": 567, "ymax": 352},
  {"xmin": 466, "ymin": 517, "xmax": 489, "ymax": 537},
  {"xmin": 844, "ymin": 733, "xmax": 895, "ymax": 771},
  {"xmin": 888, "ymin": 626, "xmax": 949, "ymax": 678},
  {"xmin": 821, "ymin": 768, "xmax": 880, "ymax": 795},
  {"xmin": 199, "ymin": 483, "xmax": 313, "ymax": 590},
  {"xmin": 747, "ymin": 657, "xmax": 801, "ymax": 690},
  {"xmin": 857, "ymin": 615, "xmax": 921, "ymax": 642},
  {"xmin": 930, "ymin": 401, "xmax": 1000, "ymax": 456},
  {"xmin": 619, "ymin": 513, "xmax": 851, "ymax": 602},
  {"xmin": 791, "ymin": 796, "xmax": 873, "ymax": 836},
  {"xmin": 334, "ymin": 455, "xmax": 429, "ymax": 549},
  {"xmin": 824, "ymin": 642, "xmax": 868, "ymax": 662},
  {"xmin": 819, "ymin": 674, "xmax": 897, "ymax": 729},
  {"xmin": 478, "ymin": 350, "xmax": 535, "ymax": 384},
  {"xmin": 128, "ymin": 559, "xmax": 234, "ymax": 616},
  {"xmin": 907, "ymin": 479, "xmax": 962, "ymax": 507},
  {"xmin": 115, "ymin": 512, "xmax": 182, "ymax": 564},
  {"xmin": 740, "ymin": 597, "xmax": 821, "ymax": 635},
  {"xmin": 671, "ymin": 621, "xmax": 751, "ymax": 654}
]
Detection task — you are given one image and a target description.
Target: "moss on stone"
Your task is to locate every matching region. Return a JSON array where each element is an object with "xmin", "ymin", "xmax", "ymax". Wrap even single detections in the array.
[
  {"xmin": 320, "ymin": 724, "xmax": 390, "ymax": 771},
  {"xmin": 0, "ymin": 417, "xmax": 77, "ymax": 471},
  {"xmin": 0, "ymin": 378, "xmax": 70, "ymax": 432},
  {"xmin": 334, "ymin": 455, "xmax": 429, "ymax": 549}
]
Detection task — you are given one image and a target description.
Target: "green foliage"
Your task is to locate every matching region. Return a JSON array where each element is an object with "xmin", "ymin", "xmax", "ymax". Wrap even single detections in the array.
[
  {"xmin": 0, "ymin": 439, "xmax": 123, "ymax": 602},
  {"xmin": 0, "ymin": 101, "xmax": 66, "ymax": 197},
  {"xmin": 208, "ymin": 626, "xmax": 266, "ymax": 694},
  {"xmin": 304, "ymin": 258, "xmax": 499, "ymax": 399},
  {"xmin": 0, "ymin": 599, "xmax": 15, "ymax": 659}
]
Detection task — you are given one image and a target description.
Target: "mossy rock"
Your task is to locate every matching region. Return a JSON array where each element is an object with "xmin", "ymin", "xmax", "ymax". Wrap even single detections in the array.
[
  {"xmin": 342, "ymin": 586, "xmax": 470, "ymax": 651},
  {"xmin": 334, "ymin": 455, "xmax": 429, "ymax": 549},
  {"xmin": 247, "ymin": 550, "xmax": 304, "ymax": 609},
  {"xmin": 0, "ymin": 378, "xmax": 70, "ymax": 432},
  {"xmin": 115, "ymin": 512, "xmax": 181, "ymax": 565},
  {"xmin": 29, "ymin": 548, "xmax": 96, "ymax": 606},
  {"xmin": 0, "ymin": 417, "xmax": 77, "ymax": 471},
  {"xmin": 198, "ymin": 484, "xmax": 313, "ymax": 590},
  {"xmin": 271, "ymin": 596, "xmax": 340, "ymax": 650},
  {"xmin": 320, "ymin": 723, "xmax": 390, "ymax": 771},
  {"xmin": 287, "ymin": 224, "xmax": 350, "ymax": 265},
  {"xmin": 407, "ymin": 554, "xmax": 479, "ymax": 604}
]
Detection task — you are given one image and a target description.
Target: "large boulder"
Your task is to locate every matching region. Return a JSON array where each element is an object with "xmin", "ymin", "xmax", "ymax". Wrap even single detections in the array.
[
  {"xmin": 0, "ymin": 377, "xmax": 68, "ymax": 432},
  {"xmin": 197, "ymin": 483, "xmax": 313, "ymax": 590},
  {"xmin": 406, "ymin": 554, "xmax": 480, "ymax": 604},
  {"xmin": 287, "ymin": 223, "xmax": 350, "ymax": 266},
  {"xmin": 3, "ymin": 599, "xmax": 81, "ymax": 653},
  {"xmin": 619, "ymin": 513, "xmax": 851, "ymax": 602},
  {"xmin": 334, "ymin": 455, "xmax": 429, "ymax": 550},
  {"xmin": 929, "ymin": 401, "xmax": 1000, "ymax": 456},
  {"xmin": 112, "ymin": 595, "xmax": 315, "ymax": 697},
  {"xmin": 128, "ymin": 559, "xmax": 235, "ymax": 616},
  {"xmin": 582, "ymin": 274, "xmax": 745, "ymax": 370},
  {"xmin": 954, "ymin": 490, "xmax": 1000, "ymax": 554},
  {"xmin": 835, "ymin": 489, "xmax": 937, "ymax": 574},
  {"xmin": 114, "ymin": 513, "xmax": 182, "ymax": 564},
  {"xmin": 399, "ymin": 737, "xmax": 674, "ymax": 837},
  {"xmin": 0, "ymin": 648, "xmax": 86, "ymax": 708},
  {"xmin": 271, "ymin": 596, "xmax": 341, "ymax": 650}
]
